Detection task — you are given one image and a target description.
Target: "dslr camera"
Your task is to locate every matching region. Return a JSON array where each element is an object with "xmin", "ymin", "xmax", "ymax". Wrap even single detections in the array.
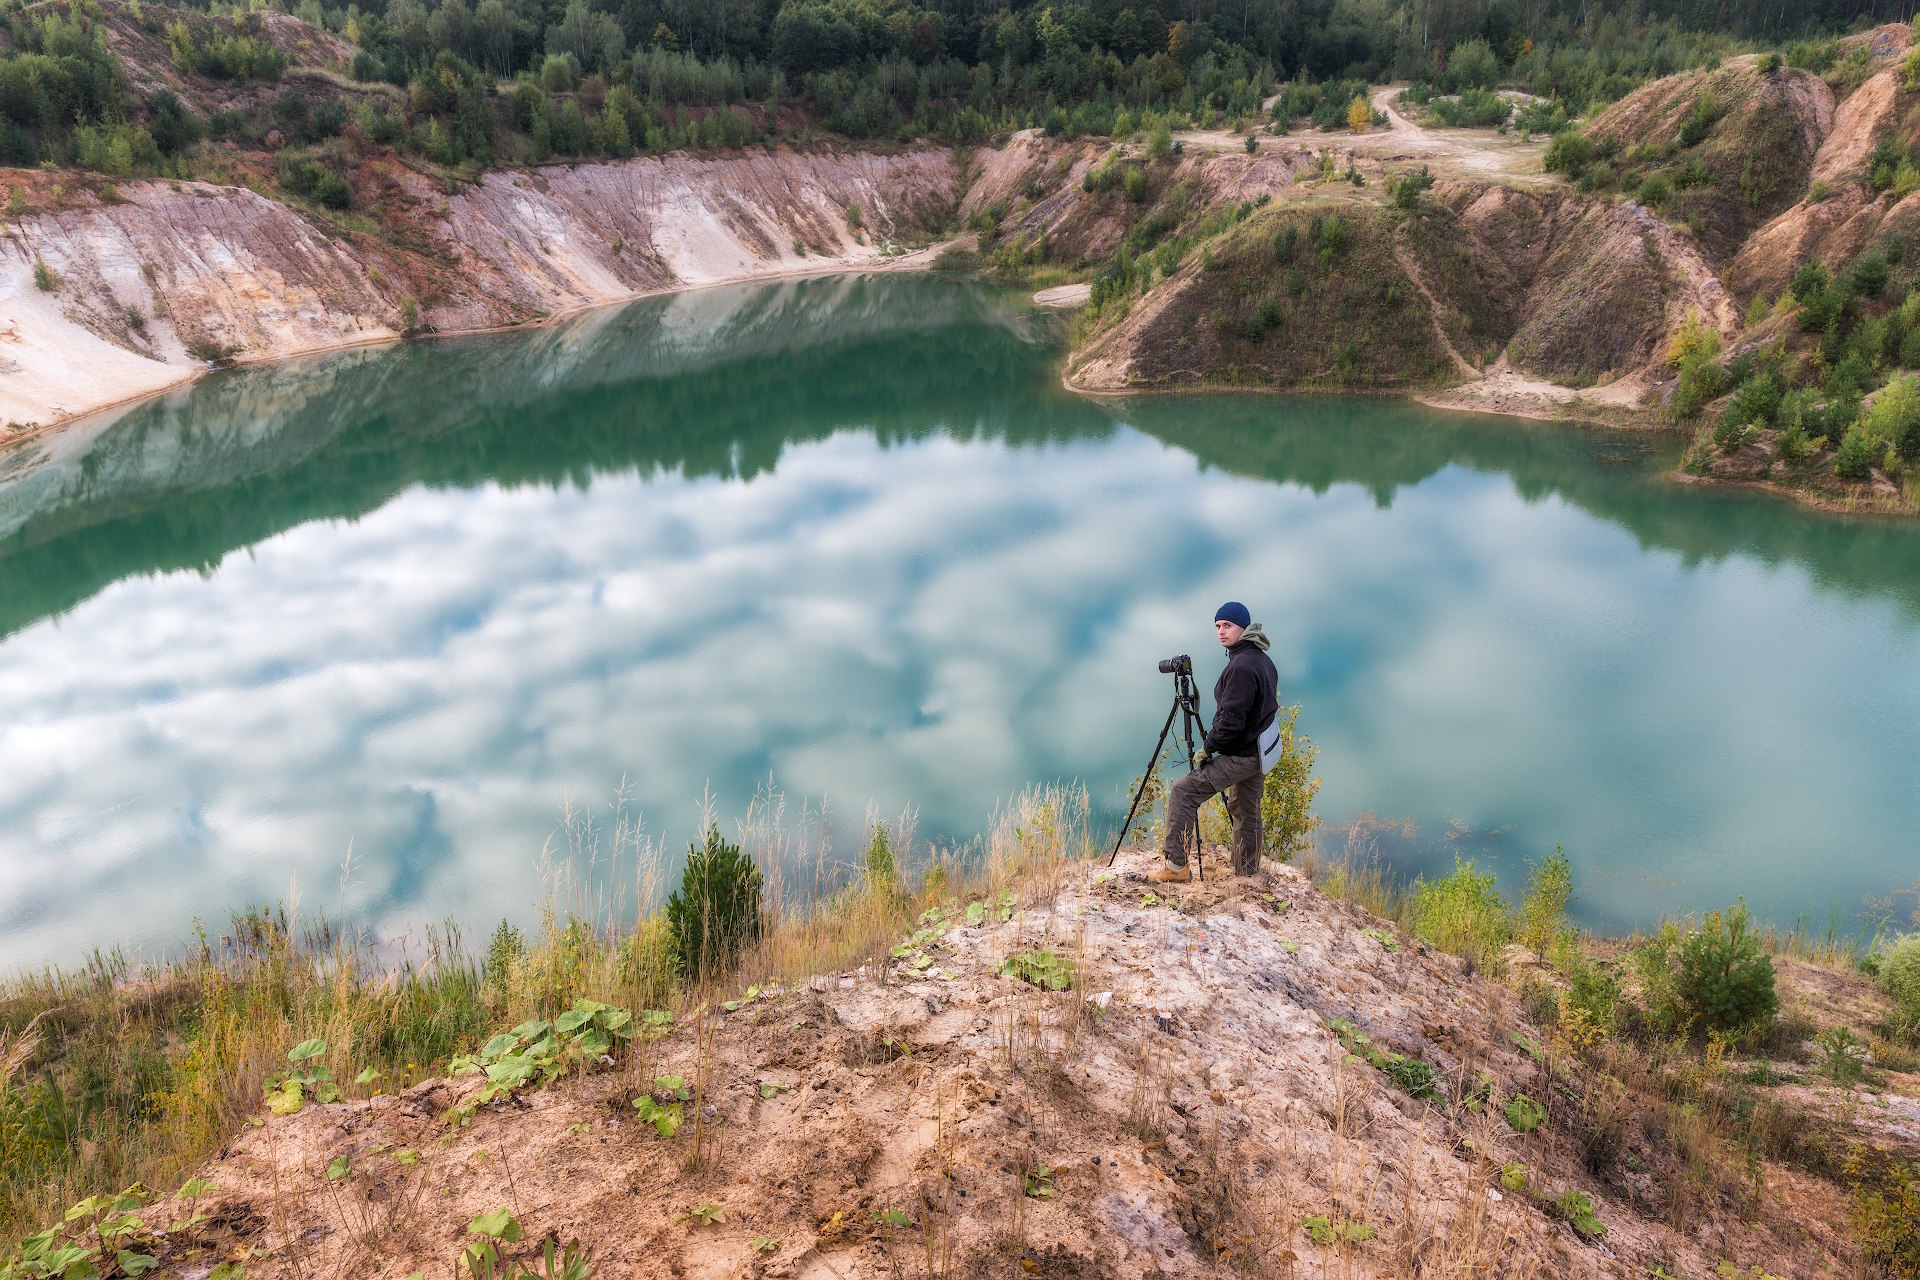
[{"xmin": 1157, "ymin": 654, "xmax": 1192, "ymax": 676}]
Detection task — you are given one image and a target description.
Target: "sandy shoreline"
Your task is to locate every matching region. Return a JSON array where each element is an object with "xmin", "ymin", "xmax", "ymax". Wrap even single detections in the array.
[{"xmin": 0, "ymin": 238, "xmax": 962, "ymax": 455}]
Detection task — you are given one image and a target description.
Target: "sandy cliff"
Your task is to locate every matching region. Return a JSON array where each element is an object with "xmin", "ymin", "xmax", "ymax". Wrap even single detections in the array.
[{"xmin": 0, "ymin": 145, "xmax": 966, "ymax": 435}]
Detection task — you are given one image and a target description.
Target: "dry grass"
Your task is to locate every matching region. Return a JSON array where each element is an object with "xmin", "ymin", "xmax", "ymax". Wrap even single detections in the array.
[{"xmin": 0, "ymin": 783, "xmax": 1093, "ymax": 1249}]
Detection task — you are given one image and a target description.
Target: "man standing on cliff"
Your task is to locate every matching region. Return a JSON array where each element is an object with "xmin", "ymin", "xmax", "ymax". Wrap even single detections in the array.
[{"xmin": 1150, "ymin": 601, "xmax": 1279, "ymax": 882}]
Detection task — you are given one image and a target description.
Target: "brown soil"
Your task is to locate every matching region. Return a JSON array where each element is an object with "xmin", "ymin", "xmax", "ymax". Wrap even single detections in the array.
[{"xmin": 154, "ymin": 853, "xmax": 1914, "ymax": 1280}]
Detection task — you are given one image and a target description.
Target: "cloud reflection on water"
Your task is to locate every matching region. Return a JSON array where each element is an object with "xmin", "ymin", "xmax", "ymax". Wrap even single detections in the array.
[{"xmin": 2, "ymin": 276, "xmax": 1919, "ymax": 969}]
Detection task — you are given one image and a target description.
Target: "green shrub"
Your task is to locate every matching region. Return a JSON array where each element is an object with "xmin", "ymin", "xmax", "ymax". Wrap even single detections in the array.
[
  {"xmin": 1882, "ymin": 934, "xmax": 1920, "ymax": 1006},
  {"xmin": 1791, "ymin": 259, "xmax": 1832, "ymax": 306},
  {"xmin": 1409, "ymin": 856, "xmax": 1510, "ymax": 970},
  {"xmin": 1851, "ymin": 252, "xmax": 1891, "ymax": 299},
  {"xmin": 1543, "ymin": 129, "xmax": 1593, "ymax": 177},
  {"xmin": 1673, "ymin": 359, "xmax": 1730, "ymax": 419},
  {"xmin": 1559, "ymin": 951, "xmax": 1621, "ymax": 1036},
  {"xmin": 1516, "ymin": 846, "xmax": 1573, "ymax": 959},
  {"xmin": 665, "ymin": 826, "xmax": 763, "ymax": 982},
  {"xmin": 1863, "ymin": 373, "xmax": 1920, "ymax": 462},
  {"xmin": 1122, "ymin": 165, "xmax": 1147, "ymax": 202},
  {"xmin": 1387, "ymin": 164, "xmax": 1435, "ymax": 211},
  {"xmin": 1674, "ymin": 902, "xmax": 1777, "ymax": 1033},
  {"xmin": 1315, "ymin": 214, "xmax": 1349, "ymax": 258},
  {"xmin": 863, "ymin": 821, "xmax": 899, "ymax": 899},
  {"xmin": 1815, "ymin": 1025, "xmax": 1868, "ymax": 1086},
  {"xmin": 1636, "ymin": 173, "xmax": 1672, "ymax": 208},
  {"xmin": 31, "ymin": 257, "xmax": 54, "ymax": 291},
  {"xmin": 1259, "ymin": 704, "xmax": 1321, "ymax": 861},
  {"xmin": 1834, "ymin": 424, "xmax": 1880, "ymax": 479},
  {"xmin": 1677, "ymin": 93, "xmax": 1724, "ymax": 147},
  {"xmin": 1846, "ymin": 1146, "xmax": 1920, "ymax": 1276},
  {"xmin": 1880, "ymin": 934, "xmax": 1920, "ymax": 1039}
]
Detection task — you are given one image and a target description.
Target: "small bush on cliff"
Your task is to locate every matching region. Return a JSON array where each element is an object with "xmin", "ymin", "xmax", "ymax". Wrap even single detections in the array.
[
  {"xmin": 1544, "ymin": 128, "xmax": 1594, "ymax": 179},
  {"xmin": 1409, "ymin": 857, "xmax": 1510, "ymax": 971},
  {"xmin": 1664, "ymin": 310, "xmax": 1740, "ymax": 420},
  {"xmin": 1259, "ymin": 704, "xmax": 1320, "ymax": 862},
  {"xmin": 1387, "ymin": 165, "xmax": 1435, "ymax": 210},
  {"xmin": 1517, "ymin": 846, "xmax": 1575, "ymax": 961},
  {"xmin": 1862, "ymin": 373, "xmax": 1920, "ymax": 462},
  {"xmin": 1673, "ymin": 902, "xmax": 1777, "ymax": 1034},
  {"xmin": 666, "ymin": 827, "xmax": 762, "ymax": 982},
  {"xmin": 277, "ymin": 157, "xmax": 352, "ymax": 209},
  {"xmin": 1834, "ymin": 423, "xmax": 1880, "ymax": 479},
  {"xmin": 1880, "ymin": 934, "xmax": 1920, "ymax": 1040}
]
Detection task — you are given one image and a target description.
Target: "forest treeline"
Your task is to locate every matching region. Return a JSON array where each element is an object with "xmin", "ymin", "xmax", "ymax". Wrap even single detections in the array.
[{"xmin": 0, "ymin": 0, "xmax": 1913, "ymax": 184}]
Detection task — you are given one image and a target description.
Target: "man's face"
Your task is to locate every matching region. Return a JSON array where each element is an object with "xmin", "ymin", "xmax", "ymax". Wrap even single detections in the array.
[{"xmin": 1216, "ymin": 620, "xmax": 1245, "ymax": 648}]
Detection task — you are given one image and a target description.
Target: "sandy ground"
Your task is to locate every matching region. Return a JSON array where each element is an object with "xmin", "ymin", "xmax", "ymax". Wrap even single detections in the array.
[
  {"xmin": 137, "ymin": 850, "xmax": 1912, "ymax": 1280},
  {"xmin": 1032, "ymin": 282, "xmax": 1091, "ymax": 308},
  {"xmin": 1418, "ymin": 357, "xmax": 1653, "ymax": 424},
  {"xmin": 1189, "ymin": 85, "xmax": 1552, "ymax": 187}
]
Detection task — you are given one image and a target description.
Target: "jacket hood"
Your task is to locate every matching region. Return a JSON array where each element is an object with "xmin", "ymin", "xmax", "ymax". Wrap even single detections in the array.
[{"xmin": 1236, "ymin": 623, "xmax": 1271, "ymax": 653}]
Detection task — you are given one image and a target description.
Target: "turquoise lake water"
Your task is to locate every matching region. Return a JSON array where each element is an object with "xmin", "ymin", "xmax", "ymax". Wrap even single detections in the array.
[{"xmin": 2, "ymin": 273, "xmax": 1917, "ymax": 969}]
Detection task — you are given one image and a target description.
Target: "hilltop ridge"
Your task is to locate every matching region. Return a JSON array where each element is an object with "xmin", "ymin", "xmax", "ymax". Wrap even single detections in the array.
[{"xmin": 100, "ymin": 850, "xmax": 1917, "ymax": 1280}]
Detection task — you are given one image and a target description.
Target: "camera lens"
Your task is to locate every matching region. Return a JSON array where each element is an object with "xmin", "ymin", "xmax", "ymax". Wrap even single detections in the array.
[{"xmin": 1157, "ymin": 654, "xmax": 1190, "ymax": 674}]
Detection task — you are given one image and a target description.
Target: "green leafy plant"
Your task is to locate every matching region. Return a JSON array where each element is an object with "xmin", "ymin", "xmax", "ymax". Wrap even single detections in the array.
[
  {"xmin": 751, "ymin": 1237, "xmax": 780, "ymax": 1255},
  {"xmin": 964, "ymin": 892, "xmax": 1018, "ymax": 925},
  {"xmin": 449, "ymin": 1000, "xmax": 634, "ymax": 1104},
  {"xmin": 1674, "ymin": 902, "xmax": 1777, "ymax": 1033},
  {"xmin": 999, "ymin": 949, "xmax": 1074, "ymax": 991},
  {"xmin": 1499, "ymin": 1162, "xmax": 1529, "ymax": 1193},
  {"xmin": 632, "ymin": 1074, "xmax": 691, "ymax": 1137},
  {"xmin": 31, "ymin": 258, "xmax": 55, "ymax": 292},
  {"xmin": 1361, "ymin": 927, "xmax": 1399, "ymax": 953},
  {"xmin": 1552, "ymin": 1189, "xmax": 1605, "ymax": 1238},
  {"xmin": 665, "ymin": 827, "xmax": 763, "ymax": 980},
  {"xmin": 757, "ymin": 1079, "xmax": 791, "ymax": 1100},
  {"xmin": 1505, "ymin": 1093, "xmax": 1548, "ymax": 1134},
  {"xmin": 1022, "ymin": 1166, "xmax": 1056, "ymax": 1198},
  {"xmin": 263, "ymin": 1037, "xmax": 339, "ymax": 1115},
  {"xmin": 0, "ymin": 1186, "xmax": 160, "ymax": 1280},
  {"xmin": 1325, "ymin": 1017, "xmax": 1440, "ymax": 1102},
  {"xmin": 463, "ymin": 1208, "xmax": 592, "ymax": 1280},
  {"xmin": 685, "ymin": 1203, "xmax": 725, "ymax": 1226}
]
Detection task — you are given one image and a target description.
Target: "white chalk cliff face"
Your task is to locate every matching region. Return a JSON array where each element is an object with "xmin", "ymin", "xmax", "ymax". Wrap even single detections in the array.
[{"xmin": 0, "ymin": 143, "xmax": 968, "ymax": 433}]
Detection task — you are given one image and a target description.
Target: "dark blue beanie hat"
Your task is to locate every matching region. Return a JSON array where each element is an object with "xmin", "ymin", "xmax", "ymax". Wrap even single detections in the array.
[{"xmin": 1214, "ymin": 601, "xmax": 1251, "ymax": 628}]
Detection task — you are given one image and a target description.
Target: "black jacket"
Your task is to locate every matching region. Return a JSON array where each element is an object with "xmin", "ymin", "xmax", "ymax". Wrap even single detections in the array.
[{"xmin": 1206, "ymin": 631, "xmax": 1279, "ymax": 758}]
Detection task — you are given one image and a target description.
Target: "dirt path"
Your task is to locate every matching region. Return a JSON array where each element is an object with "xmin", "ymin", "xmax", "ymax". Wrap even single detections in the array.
[
  {"xmin": 1181, "ymin": 85, "xmax": 1551, "ymax": 186},
  {"xmin": 1391, "ymin": 243, "xmax": 1479, "ymax": 378}
]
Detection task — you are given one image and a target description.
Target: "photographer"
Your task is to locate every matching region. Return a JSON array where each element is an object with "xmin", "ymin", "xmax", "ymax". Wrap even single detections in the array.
[{"xmin": 1150, "ymin": 601, "xmax": 1279, "ymax": 882}]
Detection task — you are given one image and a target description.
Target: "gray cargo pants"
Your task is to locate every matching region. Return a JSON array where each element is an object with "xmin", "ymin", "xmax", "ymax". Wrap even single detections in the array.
[{"xmin": 1161, "ymin": 753, "xmax": 1264, "ymax": 876}]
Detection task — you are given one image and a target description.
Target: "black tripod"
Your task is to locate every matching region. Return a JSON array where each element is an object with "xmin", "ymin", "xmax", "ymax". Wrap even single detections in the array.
[{"xmin": 1107, "ymin": 658, "xmax": 1207, "ymax": 880}]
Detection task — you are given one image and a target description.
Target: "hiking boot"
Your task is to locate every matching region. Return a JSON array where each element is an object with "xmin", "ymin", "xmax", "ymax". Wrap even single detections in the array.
[{"xmin": 1147, "ymin": 863, "xmax": 1192, "ymax": 884}]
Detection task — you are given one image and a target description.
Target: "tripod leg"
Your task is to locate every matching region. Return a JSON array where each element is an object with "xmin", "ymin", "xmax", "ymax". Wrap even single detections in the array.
[
  {"xmin": 1179, "ymin": 686, "xmax": 1206, "ymax": 883},
  {"xmin": 1107, "ymin": 697, "xmax": 1183, "ymax": 867}
]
